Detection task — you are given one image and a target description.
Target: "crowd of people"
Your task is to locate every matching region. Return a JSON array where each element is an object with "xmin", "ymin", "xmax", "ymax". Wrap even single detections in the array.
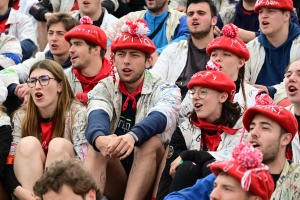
[{"xmin": 1, "ymin": 0, "xmax": 300, "ymax": 199}]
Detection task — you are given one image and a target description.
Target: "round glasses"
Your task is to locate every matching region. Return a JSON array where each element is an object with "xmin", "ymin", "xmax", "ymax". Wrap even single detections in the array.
[
  {"xmin": 188, "ymin": 89, "xmax": 209, "ymax": 99},
  {"xmin": 27, "ymin": 75, "xmax": 57, "ymax": 88}
]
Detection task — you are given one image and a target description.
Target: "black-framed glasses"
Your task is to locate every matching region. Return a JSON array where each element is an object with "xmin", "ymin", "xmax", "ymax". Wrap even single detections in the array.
[
  {"xmin": 27, "ymin": 75, "xmax": 57, "ymax": 88},
  {"xmin": 188, "ymin": 89, "xmax": 209, "ymax": 99}
]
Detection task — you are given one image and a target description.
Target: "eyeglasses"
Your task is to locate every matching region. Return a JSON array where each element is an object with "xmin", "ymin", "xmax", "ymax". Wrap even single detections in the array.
[
  {"xmin": 188, "ymin": 89, "xmax": 209, "ymax": 99},
  {"xmin": 27, "ymin": 75, "xmax": 57, "ymax": 88}
]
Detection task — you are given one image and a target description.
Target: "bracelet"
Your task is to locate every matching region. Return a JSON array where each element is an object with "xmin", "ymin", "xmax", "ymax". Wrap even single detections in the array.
[
  {"xmin": 127, "ymin": 131, "xmax": 137, "ymax": 144},
  {"xmin": 179, "ymin": 159, "xmax": 183, "ymax": 165}
]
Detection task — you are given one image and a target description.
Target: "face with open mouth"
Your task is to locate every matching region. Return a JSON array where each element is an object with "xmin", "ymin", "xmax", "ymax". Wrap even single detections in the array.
[
  {"xmin": 114, "ymin": 49, "xmax": 150, "ymax": 85},
  {"xmin": 210, "ymin": 49, "xmax": 244, "ymax": 80},
  {"xmin": 285, "ymin": 59, "xmax": 300, "ymax": 104},
  {"xmin": 69, "ymin": 38, "xmax": 94, "ymax": 70},
  {"xmin": 29, "ymin": 69, "xmax": 62, "ymax": 117},
  {"xmin": 258, "ymin": 7, "xmax": 289, "ymax": 37},
  {"xmin": 47, "ymin": 22, "xmax": 70, "ymax": 57},
  {"xmin": 78, "ymin": 0, "xmax": 100, "ymax": 15},
  {"xmin": 191, "ymin": 86, "xmax": 225, "ymax": 123},
  {"xmin": 247, "ymin": 114, "xmax": 282, "ymax": 164},
  {"xmin": 186, "ymin": 3, "xmax": 216, "ymax": 39}
]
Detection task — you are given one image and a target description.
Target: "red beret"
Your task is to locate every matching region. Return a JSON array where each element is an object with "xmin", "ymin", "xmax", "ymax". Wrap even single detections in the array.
[
  {"xmin": 111, "ymin": 19, "xmax": 156, "ymax": 54},
  {"xmin": 243, "ymin": 94, "xmax": 298, "ymax": 137},
  {"xmin": 209, "ymin": 142, "xmax": 274, "ymax": 200},
  {"xmin": 187, "ymin": 67, "xmax": 236, "ymax": 101},
  {"xmin": 64, "ymin": 16, "xmax": 107, "ymax": 50},
  {"xmin": 206, "ymin": 24, "xmax": 250, "ymax": 61},
  {"xmin": 254, "ymin": 0, "xmax": 293, "ymax": 13}
]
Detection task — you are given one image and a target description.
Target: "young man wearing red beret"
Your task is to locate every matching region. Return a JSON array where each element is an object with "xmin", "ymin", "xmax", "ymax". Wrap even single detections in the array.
[
  {"xmin": 83, "ymin": 19, "xmax": 181, "ymax": 200},
  {"xmin": 245, "ymin": 0, "xmax": 300, "ymax": 105},
  {"xmin": 63, "ymin": 16, "xmax": 114, "ymax": 104},
  {"xmin": 164, "ymin": 94, "xmax": 300, "ymax": 200},
  {"xmin": 242, "ymin": 95, "xmax": 300, "ymax": 199}
]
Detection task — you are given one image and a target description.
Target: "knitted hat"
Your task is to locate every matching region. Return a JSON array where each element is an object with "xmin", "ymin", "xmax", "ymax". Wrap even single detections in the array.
[
  {"xmin": 206, "ymin": 24, "xmax": 250, "ymax": 61},
  {"xmin": 111, "ymin": 19, "xmax": 156, "ymax": 54},
  {"xmin": 64, "ymin": 16, "xmax": 107, "ymax": 50},
  {"xmin": 209, "ymin": 142, "xmax": 274, "ymax": 200},
  {"xmin": 254, "ymin": 0, "xmax": 293, "ymax": 13},
  {"xmin": 243, "ymin": 94, "xmax": 298, "ymax": 137},
  {"xmin": 187, "ymin": 60, "xmax": 236, "ymax": 100}
]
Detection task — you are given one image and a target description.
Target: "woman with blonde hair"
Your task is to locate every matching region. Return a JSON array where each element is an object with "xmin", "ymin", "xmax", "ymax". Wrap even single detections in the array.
[{"xmin": 4, "ymin": 59, "xmax": 88, "ymax": 199}]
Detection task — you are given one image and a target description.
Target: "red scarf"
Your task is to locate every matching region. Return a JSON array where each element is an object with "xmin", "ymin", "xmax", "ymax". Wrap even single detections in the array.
[
  {"xmin": 40, "ymin": 122, "xmax": 53, "ymax": 155},
  {"xmin": 73, "ymin": 58, "xmax": 112, "ymax": 93},
  {"xmin": 118, "ymin": 79, "xmax": 144, "ymax": 112},
  {"xmin": 191, "ymin": 118, "xmax": 239, "ymax": 151}
]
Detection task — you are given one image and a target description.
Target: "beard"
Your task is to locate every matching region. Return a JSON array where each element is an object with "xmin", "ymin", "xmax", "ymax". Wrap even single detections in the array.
[
  {"xmin": 118, "ymin": 67, "xmax": 145, "ymax": 84},
  {"xmin": 262, "ymin": 140, "xmax": 280, "ymax": 165},
  {"xmin": 190, "ymin": 28, "xmax": 211, "ymax": 39},
  {"xmin": 146, "ymin": 0, "xmax": 168, "ymax": 13}
]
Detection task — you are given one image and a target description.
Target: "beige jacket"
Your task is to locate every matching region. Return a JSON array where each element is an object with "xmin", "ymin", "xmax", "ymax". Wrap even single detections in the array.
[
  {"xmin": 87, "ymin": 70, "xmax": 182, "ymax": 145},
  {"xmin": 9, "ymin": 101, "xmax": 88, "ymax": 161},
  {"xmin": 271, "ymin": 160, "xmax": 300, "ymax": 200}
]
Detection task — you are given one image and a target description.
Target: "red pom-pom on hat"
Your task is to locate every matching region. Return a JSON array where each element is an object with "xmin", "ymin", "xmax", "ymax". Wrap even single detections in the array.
[
  {"xmin": 222, "ymin": 24, "xmax": 238, "ymax": 38},
  {"xmin": 206, "ymin": 60, "xmax": 220, "ymax": 71},
  {"xmin": 121, "ymin": 19, "xmax": 150, "ymax": 37},
  {"xmin": 232, "ymin": 142, "xmax": 263, "ymax": 169},
  {"xmin": 206, "ymin": 23, "xmax": 249, "ymax": 61},
  {"xmin": 255, "ymin": 93, "xmax": 275, "ymax": 106},
  {"xmin": 111, "ymin": 19, "xmax": 155, "ymax": 54},
  {"xmin": 80, "ymin": 16, "xmax": 93, "ymax": 25}
]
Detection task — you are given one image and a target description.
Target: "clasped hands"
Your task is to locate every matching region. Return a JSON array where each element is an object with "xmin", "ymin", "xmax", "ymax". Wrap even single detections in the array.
[{"xmin": 95, "ymin": 133, "xmax": 136, "ymax": 160}]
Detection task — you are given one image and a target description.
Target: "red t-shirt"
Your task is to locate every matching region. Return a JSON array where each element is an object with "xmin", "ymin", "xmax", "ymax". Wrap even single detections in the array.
[
  {"xmin": 40, "ymin": 122, "xmax": 53, "ymax": 155},
  {"xmin": 12, "ymin": 0, "xmax": 20, "ymax": 10},
  {"xmin": 0, "ymin": 18, "xmax": 9, "ymax": 33},
  {"xmin": 71, "ymin": 0, "xmax": 79, "ymax": 11}
]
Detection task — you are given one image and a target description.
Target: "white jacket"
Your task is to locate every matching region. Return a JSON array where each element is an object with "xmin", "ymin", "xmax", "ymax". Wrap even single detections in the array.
[
  {"xmin": 6, "ymin": 9, "xmax": 37, "ymax": 47},
  {"xmin": 0, "ymin": 34, "xmax": 22, "ymax": 68},
  {"xmin": 51, "ymin": 0, "xmax": 119, "ymax": 12},
  {"xmin": 150, "ymin": 40, "xmax": 188, "ymax": 83},
  {"xmin": 285, "ymin": 104, "xmax": 300, "ymax": 164},
  {"xmin": 2, "ymin": 51, "xmax": 46, "ymax": 83},
  {"xmin": 87, "ymin": 70, "xmax": 182, "ymax": 145},
  {"xmin": 178, "ymin": 117, "xmax": 246, "ymax": 161},
  {"xmin": 179, "ymin": 82, "xmax": 260, "ymax": 124},
  {"xmin": 73, "ymin": 8, "xmax": 118, "ymax": 30},
  {"xmin": 245, "ymin": 36, "xmax": 300, "ymax": 103}
]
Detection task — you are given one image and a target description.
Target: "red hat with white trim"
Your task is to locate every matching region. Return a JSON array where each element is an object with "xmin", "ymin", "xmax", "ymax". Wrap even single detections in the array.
[
  {"xmin": 187, "ymin": 60, "xmax": 236, "ymax": 100},
  {"xmin": 254, "ymin": 0, "xmax": 293, "ymax": 13},
  {"xmin": 243, "ymin": 94, "xmax": 298, "ymax": 137},
  {"xmin": 206, "ymin": 24, "xmax": 250, "ymax": 61},
  {"xmin": 209, "ymin": 142, "xmax": 274, "ymax": 200},
  {"xmin": 64, "ymin": 16, "xmax": 107, "ymax": 50},
  {"xmin": 111, "ymin": 19, "xmax": 156, "ymax": 54}
]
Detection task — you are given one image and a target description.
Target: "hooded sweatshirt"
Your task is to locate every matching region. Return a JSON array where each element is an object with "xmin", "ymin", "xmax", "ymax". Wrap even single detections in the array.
[{"xmin": 256, "ymin": 23, "xmax": 300, "ymax": 98}]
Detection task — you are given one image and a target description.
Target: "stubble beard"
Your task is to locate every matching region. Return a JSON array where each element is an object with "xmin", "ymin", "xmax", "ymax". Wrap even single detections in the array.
[
  {"xmin": 118, "ymin": 68, "xmax": 145, "ymax": 84},
  {"xmin": 190, "ymin": 26, "xmax": 212, "ymax": 40},
  {"xmin": 262, "ymin": 140, "xmax": 280, "ymax": 165}
]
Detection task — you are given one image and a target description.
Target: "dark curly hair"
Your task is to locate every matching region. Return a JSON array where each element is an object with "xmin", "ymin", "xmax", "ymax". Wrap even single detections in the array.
[
  {"xmin": 190, "ymin": 98, "xmax": 242, "ymax": 127},
  {"xmin": 33, "ymin": 159, "xmax": 101, "ymax": 200}
]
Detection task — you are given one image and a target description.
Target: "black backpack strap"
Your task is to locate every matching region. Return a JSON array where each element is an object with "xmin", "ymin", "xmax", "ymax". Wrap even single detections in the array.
[{"xmin": 148, "ymin": 13, "xmax": 169, "ymax": 40}]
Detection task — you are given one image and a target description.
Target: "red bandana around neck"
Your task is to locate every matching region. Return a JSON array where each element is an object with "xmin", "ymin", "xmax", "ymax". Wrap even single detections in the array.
[
  {"xmin": 191, "ymin": 118, "xmax": 239, "ymax": 151},
  {"xmin": 73, "ymin": 58, "xmax": 112, "ymax": 93},
  {"xmin": 118, "ymin": 79, "xmax": 144, "ymax": 112}
]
